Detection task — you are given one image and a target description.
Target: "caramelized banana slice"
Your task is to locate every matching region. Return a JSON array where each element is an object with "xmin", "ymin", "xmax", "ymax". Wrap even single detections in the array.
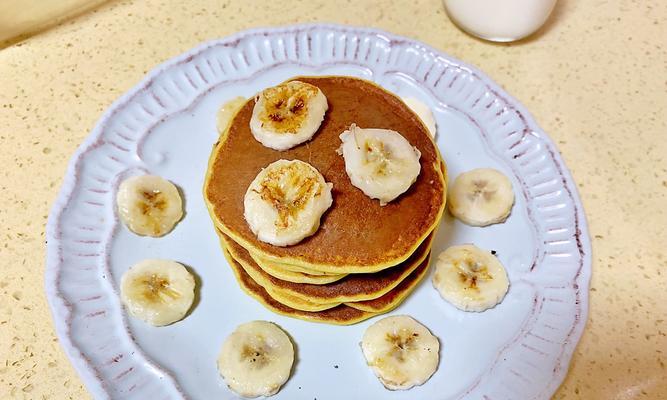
[
  {"xmin": 250, "ymin": 81, "xmax": 328, "ymax": 150},
  {"xmin": 244, "ymin": 159, "xmax": 333, "ymax": 246}
]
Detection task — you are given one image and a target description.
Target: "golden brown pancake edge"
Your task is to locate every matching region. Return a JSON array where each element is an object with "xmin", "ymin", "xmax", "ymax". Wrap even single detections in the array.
[
  {"xmin": 222, "ymin": 247, "xmax": 378, "ymax": 325},
  {"xmin": 221, "ymin": 230, "xmax": 433, "ymax": 304},
  {"xmin": 345, "ymin": 253, "xmax": 432, "ymax": 313}
]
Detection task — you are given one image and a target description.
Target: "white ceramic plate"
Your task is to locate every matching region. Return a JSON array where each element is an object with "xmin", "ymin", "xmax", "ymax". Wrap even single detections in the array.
[{"xmin": 45, "ymin": 24, "xmax": 591, "ymax": 400}]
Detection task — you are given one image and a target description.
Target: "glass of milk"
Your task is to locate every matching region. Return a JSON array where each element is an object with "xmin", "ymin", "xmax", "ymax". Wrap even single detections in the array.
[{"xmin": 443, "ymin": 0, "xmax": 558, "ymax": 42}]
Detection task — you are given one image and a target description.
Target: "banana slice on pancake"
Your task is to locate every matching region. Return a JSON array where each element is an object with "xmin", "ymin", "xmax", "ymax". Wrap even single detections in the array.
[
  {"xmin": 432, "ymin": 244, "xmax": 509, "ymax": 312},
  {"xmin": 217, "ymin": 321, "xmax": 294, "ymax": 398},
  {"xmin": 401, "ymin": 97, "xmax": 437, "ymax": 137},
  {"xmin": 116, "ymin": 175, "xmax": 183, "ymax": 237},
  {"xmin": 361, "ymin": 315, "xmax": 439, "ymax": 390},
  {"xmin": 339, "ymin": 124, "xmax": 421, "ymax": 205},
  {"xmin": 250, "ymin": 81, "xmax": 328, "ymax": 150},
  {"xmin": 244, "ymin": 159, "xmax": 333, "ymax": 247},
  {"xmin": 447, "ymin": 168, "xmax": 514, "ymax": 226},
  {"xmin": 120, "ymin": 259, "xmax": 195, "ymax": 326}
]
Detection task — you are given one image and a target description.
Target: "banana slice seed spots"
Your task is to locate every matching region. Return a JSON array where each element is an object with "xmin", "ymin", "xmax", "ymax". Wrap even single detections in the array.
[
  {"xmin": 386, "ymin": 331, "xmax": 419, "ymax": 362},
  {"xmin": 140, "ymin": 190, "xmax": 166, "ymax": 210},
  {"xmin": 258, "ymin": 164, "xmax": 321, "ymax": 230},
  {"xmin": 468, "ymin": 180, "xmax": 496, "ymax": 202},
  {"xmin": 241, "ymin": 344, "xmax": 271, "ymax": 368},
  {"xmin": 260, "ymin": 83, "xmax": 318, "ymax": 133},
  {"xmin": 455, "ymin": 258, "xmax": 493, "ymax": 291},
  {"xmin": 363, "ymin": 139, "xmax": 393, "ymax": 176},
  {"xmin": 137, "ymin": 190, "xmax": 168, "ymax": 235},
  {"xmin": 141, "ymin": 274, "xmax": 181, "ymax": 303}
]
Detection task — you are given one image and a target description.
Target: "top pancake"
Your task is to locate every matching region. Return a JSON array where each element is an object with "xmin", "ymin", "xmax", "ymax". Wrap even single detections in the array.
[{"xmin": 205, "ymin": 76, "xmax": 446, "ymax": 273}]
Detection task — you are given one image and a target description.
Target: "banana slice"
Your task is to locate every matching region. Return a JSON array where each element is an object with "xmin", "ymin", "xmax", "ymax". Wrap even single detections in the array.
[
  {"xmin": 120, "ymin": 259, "xmax": 195, "ymax": 326},
  {"xmin": 433, "ymin": 244, "xmax": 509, "ymax": 312},
  {"xmin": 250, "ymin": 81, "xmax": 328, "ymax": 150},
  {"xmin": 447, "ymin": 168, "xmax": 514, "ymax": 226},
  {"xmin": 361, "ymin": 315, "xmax": 439, "ymax": 390},
  {"xmin": 116, "ymin": 175, "xmax": 183, "ymax": 237},
  {"xmin": 244, "ymin": 159, "xmax": 333, "ymax": 247},
  {"xmin": 339, "ymin": 124, "xmax": 421, "ymax": 205},
  {"xmin": 401, "ymin": 97, "xmax": 437, "ymax": 137},
  {"xmin": 217, "ymin": 96, "xmax": 247, "ymax": 134},
  {"xmin": 217, "ymin": 321, "xmax": 294, "ymax": 398}
]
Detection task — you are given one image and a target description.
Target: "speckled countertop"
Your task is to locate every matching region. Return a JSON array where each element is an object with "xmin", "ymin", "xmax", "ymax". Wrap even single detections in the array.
[{"xmin": 0, "ymin": 0, "xmax": 665, "ymax": 398}]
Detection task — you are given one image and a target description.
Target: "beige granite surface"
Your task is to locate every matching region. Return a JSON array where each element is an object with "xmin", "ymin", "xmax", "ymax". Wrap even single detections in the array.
[{"xmin": 0, "ymin": 0, "xmax": 665, "ymax": 398}]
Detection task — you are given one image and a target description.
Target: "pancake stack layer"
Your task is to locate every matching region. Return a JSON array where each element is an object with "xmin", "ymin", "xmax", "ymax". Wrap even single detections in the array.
[{"xmin": 205, "ymin": 76, "xmax": 446, "ymax": 325}]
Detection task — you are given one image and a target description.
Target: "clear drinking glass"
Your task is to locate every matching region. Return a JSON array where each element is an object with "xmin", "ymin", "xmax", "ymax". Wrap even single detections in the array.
[{"xmin": 443, "ymin": 0, "xmax": 558, "ymax": 42}]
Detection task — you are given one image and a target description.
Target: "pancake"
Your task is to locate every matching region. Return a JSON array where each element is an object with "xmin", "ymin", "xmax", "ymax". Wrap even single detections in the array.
[
  {"xmin": 253, "ymin": 259, "xmax": 347, "ymax": 285},
  {"xmin": 345, "ymin": 253, "xmax": 431, "ymax": 313},
  {"xmin": 221, "ymin": 231, "xmax": 433, "ymax": 304},
  {"xmin": 250, "ymin": 254, "xmax": 348, "ymax": 276},
  {"xmin": 223, "ymin": 238, "xmax": 431, "ymax": 317},
  {"xmin": 205, "ymin": 76, "xmax": 446, "ymax": 274},
  {"xmin": 262, "ymin": 284, "xmax": 340, "ymax": 312},
  {"xmin": 220, "ymin": 233, "xmax": 341, "ymax": 311},
  {"xmin": 228, "ymin": 245, "xmax": 429, "ymax": 314},
  {"xmin": 222, "ymin": 248, "xmax": 377, "ymax": 325}
]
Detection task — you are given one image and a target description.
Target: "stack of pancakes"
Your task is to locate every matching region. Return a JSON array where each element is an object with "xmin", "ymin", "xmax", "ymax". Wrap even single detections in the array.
[{"xmin": 205, "ymin": 76, "xmax": 446, "ymax": 325}]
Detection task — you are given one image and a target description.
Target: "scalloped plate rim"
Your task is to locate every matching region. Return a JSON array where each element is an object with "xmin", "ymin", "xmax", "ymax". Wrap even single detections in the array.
[{"xmin": 44, "ymin": 22, "xmax": 591, "ymax": 400}]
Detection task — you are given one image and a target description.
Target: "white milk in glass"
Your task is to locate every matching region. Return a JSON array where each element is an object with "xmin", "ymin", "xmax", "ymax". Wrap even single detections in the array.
[{"xmin": 444, "ymin": 0, "xmax": 558, "ymax": 42}]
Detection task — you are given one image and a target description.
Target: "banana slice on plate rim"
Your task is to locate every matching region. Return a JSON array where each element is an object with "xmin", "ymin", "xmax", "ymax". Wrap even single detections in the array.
[
  {"xmin": 361, "ymin": 315, "xmax": 439, "ymax": 390},
  {"xmin": 339, "ymin": 124, "xmax": 421, "ymax": 206},
  {"xmin": 448, "ymin": 168, "xmax": 515, "ymax": 226},
  {"xmin": 433, "ymin": 244, "xmax": 510, "ymax": 312},
  {"xmin": 250, "ymin": 80, "xmax": 328, "ymax": 151},
  {"xmin": 116, "ymin": 175, "xmax": 183, "ymax": 237},
  {"xmin": 244, "ymin": 159, "xmax": 333, "ymax": 247},
  {"xmin": 217, "ymin": 320, "xmax": 294, "ymax": 398},
  {"xmin": 120, "ymin": 259, "xmax": 195, "ymax": 326}
]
